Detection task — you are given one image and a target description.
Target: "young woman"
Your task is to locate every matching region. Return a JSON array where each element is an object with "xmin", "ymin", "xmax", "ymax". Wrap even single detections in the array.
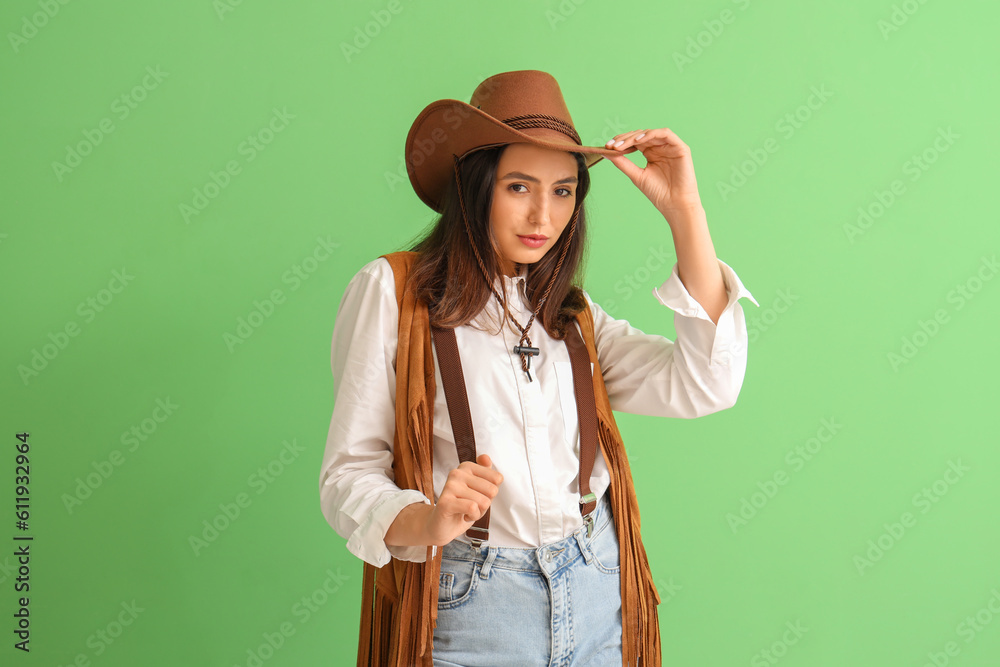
[{"xmin": 319, "ymin": 70, "xmax": 757, "ymax": 667}]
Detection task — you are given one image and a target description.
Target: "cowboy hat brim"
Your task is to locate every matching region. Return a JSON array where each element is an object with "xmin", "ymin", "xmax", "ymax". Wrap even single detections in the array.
[{"xmin": 405, "ymin": 99, "xmax": 636, "ymax": 213}]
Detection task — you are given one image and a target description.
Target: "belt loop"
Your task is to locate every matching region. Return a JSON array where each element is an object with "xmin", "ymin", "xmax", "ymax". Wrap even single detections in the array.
[
  {"xmin": 574, "ymin": 524, "xmax": 593, "ymax": 564},
  {"xmin": 479, "ymin": 546, "xmax": 498, "ymax": 579}
]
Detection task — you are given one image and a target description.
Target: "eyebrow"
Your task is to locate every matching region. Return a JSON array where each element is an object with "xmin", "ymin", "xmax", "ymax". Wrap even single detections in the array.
[{"xmin": 498, "ymin": 171, "xmax": 578, "ymax": 185}]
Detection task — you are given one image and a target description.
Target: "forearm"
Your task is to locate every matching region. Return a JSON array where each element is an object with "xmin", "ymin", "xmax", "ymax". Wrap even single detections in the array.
[
  {"xmin": 384, "ymin": 500, "xmax": 434, "ymax": 547},
  {"xmin": 663, "ymin": 205, "xmax": 727, "ymax": 325}
]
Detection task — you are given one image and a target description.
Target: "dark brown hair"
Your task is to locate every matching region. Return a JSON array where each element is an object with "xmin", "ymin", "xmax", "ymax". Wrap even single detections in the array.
[{"xmin": 404, "ymin": 144, "xmax": 592, "ymax": 340}]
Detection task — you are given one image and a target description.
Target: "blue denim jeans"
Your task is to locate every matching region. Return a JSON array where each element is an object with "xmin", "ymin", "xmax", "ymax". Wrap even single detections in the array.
[{"xmin": 432, "ymin": 493, "xmax": 623, "ymax": 667}]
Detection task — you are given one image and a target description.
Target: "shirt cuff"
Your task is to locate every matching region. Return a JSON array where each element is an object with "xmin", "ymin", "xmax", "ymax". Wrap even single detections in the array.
[
  {"xmin": 652, "ymin": 258, "xmax": 759, "ymax": 367},
  {"xmin": 345, "ymin": 489, "xmax": 433, "ymax": 568}
]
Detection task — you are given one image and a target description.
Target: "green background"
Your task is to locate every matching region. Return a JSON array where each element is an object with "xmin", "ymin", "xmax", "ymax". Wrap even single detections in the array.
[{"xmin": 2, "ymin": 0, "xmax": 998, "ymax": 665}]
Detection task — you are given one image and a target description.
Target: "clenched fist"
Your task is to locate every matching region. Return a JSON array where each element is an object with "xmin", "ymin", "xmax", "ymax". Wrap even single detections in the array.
[
  {"xmin": 384, "ymin": 454, "xmax": 504, "ymax": 549},
  {"xmin": 425, "ymin": 454, "xmax": 504, "ymax": 547}
]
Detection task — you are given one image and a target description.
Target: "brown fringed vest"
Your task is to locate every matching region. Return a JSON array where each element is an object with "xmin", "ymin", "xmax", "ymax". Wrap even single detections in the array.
[{"xmin": 356, "ymin": 251, "xmax": 662, "ymax": 666}]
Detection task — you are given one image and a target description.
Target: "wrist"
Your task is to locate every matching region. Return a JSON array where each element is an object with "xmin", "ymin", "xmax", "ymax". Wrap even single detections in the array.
[
  {"xmin": 385, "ymin": 500, "xmax": 434, "ymax": 547},
  {"xmin": 659, "ymin": 202, "xmax": 705, "ymax": 224}
]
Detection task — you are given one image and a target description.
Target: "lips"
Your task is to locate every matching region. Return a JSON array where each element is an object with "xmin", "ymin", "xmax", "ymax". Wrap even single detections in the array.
[{"xmin": 518, "ymin": 234, "xmax": 548, "ymax": 249}]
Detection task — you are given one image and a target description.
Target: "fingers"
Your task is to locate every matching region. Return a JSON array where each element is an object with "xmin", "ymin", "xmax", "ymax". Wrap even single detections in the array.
[
  {"xmin": 437, "ymin": 454, "xmax": 505, "ymax": 522},
  {"xmin": 605, "ymin": 129, "xmax": 649, "ymax": 150},
  {"xmin": 433, "ymin": 493, "xmax": 485, "ymax": 529},
  {"xmin": 473, "ymin": 453, "xmax": 504, "ymax": 486},
  {"xmin": 439, "ymin": 474, "xmax": 495, "ymax": 523},
  {"xmin": 606, "ymin": 128, "xmax": 686, "ymax": 151},
  {"xmin": 443, "ymin": 495, "xmax": 486, "ymax": 523},
  {"xmin": 453, "ymin": 462, "xmax": 503, "ymax": 498}
]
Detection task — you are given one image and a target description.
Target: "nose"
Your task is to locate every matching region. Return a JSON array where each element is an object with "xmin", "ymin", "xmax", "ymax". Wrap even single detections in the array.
[{"xmin": 528, "ymin": 193, "xmax": 551, "ymax": 226}]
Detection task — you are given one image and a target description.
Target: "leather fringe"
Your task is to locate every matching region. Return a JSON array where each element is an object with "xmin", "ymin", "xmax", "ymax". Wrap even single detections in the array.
[
  {"xmin": 358, "ymin": 251, "xmax": 662, "ymax": 665},
  {"xmin": 579, "ymin": 301, "xmax": 662, "ymax": 666},
  {"xmin": 598, "ymin": 416, "xmax": 662, "ymax": 667},
  {"xmin": 357, "ymin": 562, "xmax": 439, "ymax": 667},
  {"xmin": 357, "ymin": 561, "xmax": 374, "ymax": 666},
  {"xmin": 357, "ymin": 397, "xmax": 442, "ymax": 667}
]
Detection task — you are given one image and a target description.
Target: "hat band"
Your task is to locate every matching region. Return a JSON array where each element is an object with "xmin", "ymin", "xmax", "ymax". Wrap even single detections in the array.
[{"xmin": 501, "ymin": 113, "xmax": 581, "ymax": 146}]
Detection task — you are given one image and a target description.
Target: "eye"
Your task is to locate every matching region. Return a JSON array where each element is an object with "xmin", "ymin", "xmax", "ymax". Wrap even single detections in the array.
[{"xmin": 508, "ymin": 184, "xmax": 574, "ymax": 197}]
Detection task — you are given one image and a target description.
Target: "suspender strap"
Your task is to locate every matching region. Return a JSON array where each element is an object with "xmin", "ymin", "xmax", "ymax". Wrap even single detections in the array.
[
  {"xmin": 431, "ymin": 326, "xmax": 491, "ymax": 545},
  {"xmin": 564, "ymin": 322, "xmax": 599, "ymax": 521},
  {"xmin": 430, "ymin": 322, "xmax": 601, "ymax": 546}
]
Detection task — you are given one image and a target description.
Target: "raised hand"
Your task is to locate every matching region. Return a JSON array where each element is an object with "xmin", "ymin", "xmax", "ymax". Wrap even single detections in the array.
[{"xmin": 603, "ymin": 127, "xmax": 704, "ymax": 217}]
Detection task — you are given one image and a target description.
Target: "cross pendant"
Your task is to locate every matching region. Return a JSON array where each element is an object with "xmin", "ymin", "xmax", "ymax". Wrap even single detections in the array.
[{"xmin": 513, "ymin": 345, "xmax": 540, "ymax": 382}]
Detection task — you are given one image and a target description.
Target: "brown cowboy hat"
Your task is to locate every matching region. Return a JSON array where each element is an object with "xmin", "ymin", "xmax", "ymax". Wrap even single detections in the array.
[{"xmin": 404, "ymin": 69, "xmax": 637, "ymax": 213}]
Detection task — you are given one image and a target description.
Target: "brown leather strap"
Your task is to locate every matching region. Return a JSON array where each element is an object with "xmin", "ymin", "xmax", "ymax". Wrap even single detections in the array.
[
  {"xmin": 564, "ymin": 322, "xmax": 598, "ymax": 518},
  {"xmin": 430, "ymin": 321, "xmax": 601, "ymax": 547},
  {"xmin": 431, "ymin": 326, "xmax": 491, "ymax": 545}
]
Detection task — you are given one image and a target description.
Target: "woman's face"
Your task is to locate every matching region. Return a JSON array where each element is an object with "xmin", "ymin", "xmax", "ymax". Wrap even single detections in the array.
[{"xmin": 489, "ymin": 142, "xmax": 580, "ymax": 277}]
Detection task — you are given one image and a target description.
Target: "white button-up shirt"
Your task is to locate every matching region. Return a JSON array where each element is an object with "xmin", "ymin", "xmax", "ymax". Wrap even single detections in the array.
[{"xmin": 319, "ymin": 256, "xmax": 758, "ymax": 568}]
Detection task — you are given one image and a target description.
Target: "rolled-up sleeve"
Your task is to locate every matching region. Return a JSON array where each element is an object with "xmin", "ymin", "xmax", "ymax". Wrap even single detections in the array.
[
  {"xmin": 318, "ymin": 259, "xmax": 434, "ymax": 568},
  {"xmin": 586, "ymin": 258, "xmax": 758, "ymax": 419}
]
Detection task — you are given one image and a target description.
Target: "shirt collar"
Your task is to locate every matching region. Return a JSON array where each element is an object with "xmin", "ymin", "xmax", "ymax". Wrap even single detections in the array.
[
  {"xmin": 493, "ymin": 266, "xmax": 529, "ymax": 301},
  {"xmin": 474, "ymin": 267, "xmax": 530, "ymax": 328},
  {"xmin": 500, "ymin": 265, "xmax": 527, "ymax": 284}
]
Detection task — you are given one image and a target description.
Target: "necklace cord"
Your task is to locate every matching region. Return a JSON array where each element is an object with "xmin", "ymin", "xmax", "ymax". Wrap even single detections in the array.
[{"xmin": 452, "ymin": 153, "xmax": 580, "ymax": 379}]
